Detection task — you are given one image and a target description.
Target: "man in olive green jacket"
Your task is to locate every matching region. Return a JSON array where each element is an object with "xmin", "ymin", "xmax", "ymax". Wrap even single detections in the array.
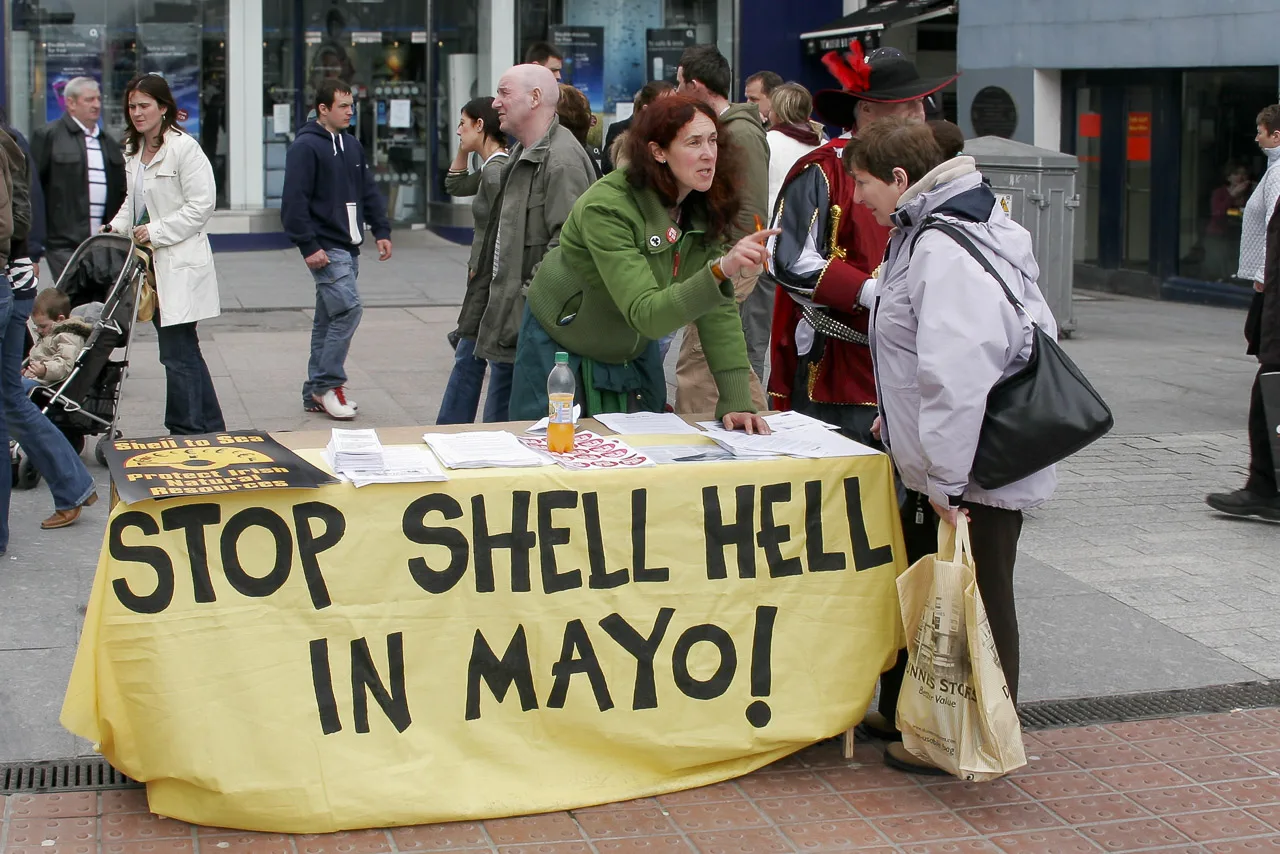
[
  {"xmin": 459, "ymin": 64, "xmax": 596, "ymax": 422},
  {"xmin": 675, "ymin": 45, "xmax": 770, "ymax": 414}
]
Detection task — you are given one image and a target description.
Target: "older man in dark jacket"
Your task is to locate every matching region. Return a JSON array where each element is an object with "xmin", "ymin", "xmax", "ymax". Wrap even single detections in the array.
[
  {"xmin": 1207, "ymin": 194, "xmax": 1280, "ymax": 519},
  {"xmin": 458, "ymin": 63, "xmax": 596, "ymax": 423},
  {"xmin": 30, "ymin": 77, "xmax": 126, "ymax": 289}
]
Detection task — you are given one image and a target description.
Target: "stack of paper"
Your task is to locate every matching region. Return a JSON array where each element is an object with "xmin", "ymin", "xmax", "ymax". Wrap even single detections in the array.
[
  {"xmin": 594, "ymin": 411, "xmax": 702, "ymax": 435},
  {"xmin": 709, "ymin": 425, "xmax": 880, "ymax": 460},
  {"xmin": 343, "ymin": 446, "xmax": 448, "ymax": 487},
  {"xmin": 327, "ymin": 428, "xmax": 386, "ymax": 473},
  {"xmin": 423, "ymin": 431, "xmax": 553, "ymax": 469},
  {"xmin": 636, "ymin": 444, "xmax": 736, "ymax": 464}
]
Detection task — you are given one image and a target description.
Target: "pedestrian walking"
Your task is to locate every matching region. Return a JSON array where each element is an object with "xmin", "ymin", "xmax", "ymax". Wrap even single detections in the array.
[
  {"xmin": 1235, "ymin": 105, "xmax": 1280, "ymax": 294},
  {"xmin": 508, "ymin": 94, "xmax": 775, "ymax": 429},
  {"xmin": 2, "ymin": 113, "xmax": 97, "ymax": 535},
  {"xmin": 848, "ymin": 116, "xmax": 1058, "ymax": 772},
  {"xmin": 104, "ymin": 73, "xmax": 225, "ymax": 436},
  {"xmin": 602, "ymin": 81, "xmax": 673, "ymax": 175},
  {"xmin": 29, "ymin": 77, "xmax": 126, "ymax": 284},
  {"xmin": 1207, "ymin": 180, "xmax": 1280, "ymax": 520},
  {"xmin": 282, "ymin": 79, "xmax": 393, "ymax": 421},
  {"xmin": 460, "ymin": 64, "xmax": 596, "ymax": 422},
  {"xmin": 674, "ymin": 44, "xmax": 771, "ymax": 409},
  {"xmin": 436, "ymin": 97, "xmax": 509, "ymax": 425}
]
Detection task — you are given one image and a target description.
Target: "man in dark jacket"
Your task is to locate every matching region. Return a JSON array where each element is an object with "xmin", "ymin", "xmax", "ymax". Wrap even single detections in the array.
[
  {"xmin": 281, "ymin": 79, "xmax": 393, "ymax": 421},
  {"xmin": 29, "ymin": 77, "xmax": 125, "ymax": 284},
  {"xmin": 1207, "ymin": 192, "xmax": 1280, "ymax": 519}
]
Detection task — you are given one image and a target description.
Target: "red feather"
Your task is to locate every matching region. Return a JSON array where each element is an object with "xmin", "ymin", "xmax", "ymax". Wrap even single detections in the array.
[{"xmin": 821, "ymin": 41, "xmax": 872, "ymax": 93}]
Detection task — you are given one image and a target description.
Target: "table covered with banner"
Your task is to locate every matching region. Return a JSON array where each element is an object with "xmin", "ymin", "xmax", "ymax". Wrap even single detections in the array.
[{"xmin": 61, "ymin": 422, "xmax": 907, "ymax": 833}]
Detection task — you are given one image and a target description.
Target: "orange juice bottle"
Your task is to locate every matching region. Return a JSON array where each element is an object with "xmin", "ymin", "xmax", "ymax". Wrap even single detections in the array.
[{"xmin": 547, "ymin": 351, "xmax": 575, "ymax": 453}]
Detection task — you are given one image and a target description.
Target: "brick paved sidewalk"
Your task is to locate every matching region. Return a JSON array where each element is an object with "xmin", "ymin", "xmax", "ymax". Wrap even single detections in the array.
[{"xmin": 5, "ymin": 710, "xmax": 1280, "ymax": 854}]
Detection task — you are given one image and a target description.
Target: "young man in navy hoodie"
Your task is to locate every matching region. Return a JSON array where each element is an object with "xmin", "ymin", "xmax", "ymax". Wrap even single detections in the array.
[{"xmin": 282, "ymin": 79, "xmax": 392, "ymax": 420}]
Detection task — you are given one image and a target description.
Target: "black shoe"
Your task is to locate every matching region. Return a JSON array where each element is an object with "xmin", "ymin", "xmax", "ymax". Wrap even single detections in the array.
[
  {"xmin": 1205, "ymin": 489, "xmax": 1280, "ymax": 521},
  {"xmin": 858, "ymin": 711, "xmax": 902, "ymax": 742}
]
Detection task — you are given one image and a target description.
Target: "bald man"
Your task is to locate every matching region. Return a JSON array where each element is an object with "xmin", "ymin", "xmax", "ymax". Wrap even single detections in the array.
[{"xmin": 453, "ymin": 64, "xmax": 597, "ymax": 423}]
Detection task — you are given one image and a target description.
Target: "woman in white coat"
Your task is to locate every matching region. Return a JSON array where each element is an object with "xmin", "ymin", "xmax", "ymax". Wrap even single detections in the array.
[{"xmin": 105, "ymin": 73, "xmax": 224, "ymax": 434}]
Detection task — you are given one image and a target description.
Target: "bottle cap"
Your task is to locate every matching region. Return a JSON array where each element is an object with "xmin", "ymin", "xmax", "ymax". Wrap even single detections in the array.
[{"xmin": 554, "ymin": 351, "xmax": 569, "ymax": 364}]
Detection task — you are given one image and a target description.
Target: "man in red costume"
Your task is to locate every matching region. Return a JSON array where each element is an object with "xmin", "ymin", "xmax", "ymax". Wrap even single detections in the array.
[{"xmin": 766, "ymin": 46, "xmax": 957, "ymax": 445}]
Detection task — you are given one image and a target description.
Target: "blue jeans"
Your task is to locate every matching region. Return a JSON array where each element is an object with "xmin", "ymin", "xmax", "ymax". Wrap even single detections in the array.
[
  {"xmin": 303, "ymin": 247, "xmax": 363, "ymax": 405},
  {"xmin": 154, "ymin": 313, "xmax": 226, "ymax": 435},
  {"xmin": 483, "ymin": 361, "xmax": 514, "ymax": 423},
  {"xmin": 0, "ymin": 284, "xmax": 10, "ymax": 551},
  {"xmin": 4, "ymin": 296, "xmax": 96, "ymax": 523},
  {"xmin": 435, "ymin": 337, "xmax": 487, "ymax": 424}
]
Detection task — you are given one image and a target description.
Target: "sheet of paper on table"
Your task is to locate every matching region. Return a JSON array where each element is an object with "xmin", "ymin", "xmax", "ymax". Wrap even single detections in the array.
[
  {"xmin": 526, "ymin": 404, "xmax": 581, "ymax": 433},
  {"xmin": 593, "ymin": 411, "xmax": 703, "ymax": 435},
  {"xmin": 709, "ymin": 425, "xmax": 880, "ymax": 459},
  {"xmin": 327, "ymin": 428, "xmax": 385, "ymax": 472},
  {"xmin": 423, "ymin": 431, "xmax": 554, "ymax": 468},
  {"xmin": 696, "ymin": 410, "xmax": 841, "ymax": 434},
  {"xmin": 518, "ymin": 430, "xmax": 656, "ymax": 470},
  {"xmin": 635, "ymin": 443, "xmax": 739, "ymax": 464}
]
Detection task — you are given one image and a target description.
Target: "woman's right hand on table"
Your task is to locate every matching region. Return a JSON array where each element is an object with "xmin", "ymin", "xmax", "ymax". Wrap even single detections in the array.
[{"xmin": 720, "ymin": 228, "xmax": 782, "ymax": 279}]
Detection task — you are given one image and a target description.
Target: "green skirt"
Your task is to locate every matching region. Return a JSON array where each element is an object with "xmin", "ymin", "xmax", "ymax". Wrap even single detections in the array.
[{"xmin": 508, "ymin": 304, "xmax": 666, "ymax": 421}]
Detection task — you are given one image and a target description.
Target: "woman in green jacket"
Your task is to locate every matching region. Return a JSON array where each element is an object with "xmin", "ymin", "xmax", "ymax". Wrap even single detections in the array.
[{"xmin": 509, "ymin": 95, "xmax": 777, "ymax": 431}]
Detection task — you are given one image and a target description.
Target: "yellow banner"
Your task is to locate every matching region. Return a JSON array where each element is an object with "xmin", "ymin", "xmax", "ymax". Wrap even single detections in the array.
[{"xmin": 63, "ymin": 452, "xmax": 906, "ymax": 832}]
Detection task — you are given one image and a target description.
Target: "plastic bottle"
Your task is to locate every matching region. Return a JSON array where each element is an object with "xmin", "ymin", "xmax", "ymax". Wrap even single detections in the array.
[{"xmin": 547, "ymin": 352, "xmax": 575, "ymax": 453}]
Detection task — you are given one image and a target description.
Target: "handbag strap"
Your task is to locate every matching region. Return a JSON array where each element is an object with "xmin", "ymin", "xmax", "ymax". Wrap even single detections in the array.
[{"xmin": 911, "ymin": 217, "xmax": 1035, "ymax": 326}]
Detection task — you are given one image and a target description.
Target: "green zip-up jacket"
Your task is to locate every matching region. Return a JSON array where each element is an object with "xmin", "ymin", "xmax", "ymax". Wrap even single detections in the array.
[{"xmin": 525, "ymin": 169, "xmax": 756, "ymax": 417}]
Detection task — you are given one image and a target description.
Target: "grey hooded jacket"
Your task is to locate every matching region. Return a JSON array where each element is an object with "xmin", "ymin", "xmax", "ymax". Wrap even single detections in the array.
[{"xmin": 870, "ymin": 156, "xmax": 1058, "ymax": 512}]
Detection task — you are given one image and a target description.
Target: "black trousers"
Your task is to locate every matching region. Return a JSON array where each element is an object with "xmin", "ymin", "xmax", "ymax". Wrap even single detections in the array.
[
  {"xmin": 1246, "ymin": 364, "xmax": 1280, "ymax": 497},
  {"xmin": 879, "ymin": 496, "xmax": 1025, "ymax": 715}
]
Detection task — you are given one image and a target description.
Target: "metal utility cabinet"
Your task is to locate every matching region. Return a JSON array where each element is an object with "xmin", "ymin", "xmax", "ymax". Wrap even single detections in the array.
[{"xmin": 965, "ymin": 136, "xmax": 1080, "ymax": 336}]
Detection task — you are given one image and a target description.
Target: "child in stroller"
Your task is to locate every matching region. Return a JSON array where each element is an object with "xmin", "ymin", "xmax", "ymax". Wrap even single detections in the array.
[{"xmin": 22, "ymin": 288, "xmax": 100, "ymax": 394}]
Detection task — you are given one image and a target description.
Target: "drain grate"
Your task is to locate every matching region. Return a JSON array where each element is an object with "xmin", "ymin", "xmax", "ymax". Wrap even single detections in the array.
[
  {"xmin": 0, "ymin": 758, "xmax": 140, "ymax": 793},
  {"xmin": 1019, "ymin": 680, "xmax": 1280, "ymax": 730},
  {"xmin": 2, "ymin": 682, "xmax": 1278, "ymax": 792}
]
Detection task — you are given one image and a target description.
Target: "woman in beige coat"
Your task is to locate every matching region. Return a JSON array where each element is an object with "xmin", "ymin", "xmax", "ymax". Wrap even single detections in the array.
[{"xmin": 106, "ymin": 74, "xmax": 224, "ymax": 434}]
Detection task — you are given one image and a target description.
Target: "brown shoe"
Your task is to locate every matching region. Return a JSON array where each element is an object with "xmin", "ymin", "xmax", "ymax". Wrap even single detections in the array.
[
  {"xmin": 859, "ymin": 711, "xmax": 902, "ymax": 741},
  {"xmin": 885, "ymin": 742, "xmax": 949, "ymax": 776},
  {"xmin": 41, "ymin": 492, "xmax": 98, "ymax": 530}
]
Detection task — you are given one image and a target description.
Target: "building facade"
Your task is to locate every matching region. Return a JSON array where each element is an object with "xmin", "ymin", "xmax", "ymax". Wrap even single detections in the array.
[
  {"xmin": 5, "ymin": 0, "xmax": 850, "ymax": 244},
  {"xmin": 958, "ymin": 1, "xmax": 1280, "ymax": 299}
]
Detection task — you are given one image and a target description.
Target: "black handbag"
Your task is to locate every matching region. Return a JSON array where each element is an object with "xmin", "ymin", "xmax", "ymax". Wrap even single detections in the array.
[{"xmin": 915, "ymin": 220, "xmax": 1113, "ymax": 489}]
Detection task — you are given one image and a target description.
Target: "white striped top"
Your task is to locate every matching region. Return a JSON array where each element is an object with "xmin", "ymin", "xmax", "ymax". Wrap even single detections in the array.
[{"xmin": 72, "ymin": 116, "xmax": 109, "ymax": 230}]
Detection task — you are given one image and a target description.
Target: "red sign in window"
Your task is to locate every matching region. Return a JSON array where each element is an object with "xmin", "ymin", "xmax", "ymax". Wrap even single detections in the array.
[
  {"xmin": 1127, "ymin": 111, "xmax": 1152, "ymax": 161},
  {"xmin": 1079, "ymin": 112, "xmax": 1102, "ymax": 138}
]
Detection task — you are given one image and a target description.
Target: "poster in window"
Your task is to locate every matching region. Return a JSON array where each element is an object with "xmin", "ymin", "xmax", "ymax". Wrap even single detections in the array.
[
  {"xmin": 138, "ymin": 24, "xmax": 203, "ymax": 142},
  {"xmin": 645, "ymin": 28, "xmax": 696, "ymax": 86},
  {"xmin": 44, "ymin": 26, "xmax": 105, "ymax": 123},
  {"xmin": 550, "ymin": 26, "xmax": 605, "ymax": 112}
]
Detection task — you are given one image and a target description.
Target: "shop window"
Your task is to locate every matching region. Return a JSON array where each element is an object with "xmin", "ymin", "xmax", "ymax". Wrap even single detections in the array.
[
  {"xmin": 14, "ymin": 0, "xmax": 230, "ymax": 207},
  {"xmin": 263, "ymin": 0, "xmax": 446, "ymax": 226},
  {"xmin": 521, "ymin": 0, "xmax": 736, "ymax": 139},
  {"xmin": 1072, "ymin": 86, "xmax": 1102, "ymax": 265},
  {"xmin": 1178, "ymin": 68, "xmax": 1280, "ymax": 283}
]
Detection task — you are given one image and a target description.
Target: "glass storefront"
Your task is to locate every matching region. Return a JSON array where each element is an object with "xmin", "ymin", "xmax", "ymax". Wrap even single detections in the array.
[
  {"xmin": 12, "ymin": 0, "xmax": 230, "ymax": 206},
  {"xmin": 1178, "ymin": 68, "xmax": 1280, "ymax": 283},
  {"xmin": 1067, "ymin": 67, "xmax": 1280, "ymax": 285},
  {"xmin": 6, "ymin": 0, "xmax": 740, "ymax": 231},
  {"xmin": 263, "ymin": 0, "xmax": 435, "ymax": 225}
]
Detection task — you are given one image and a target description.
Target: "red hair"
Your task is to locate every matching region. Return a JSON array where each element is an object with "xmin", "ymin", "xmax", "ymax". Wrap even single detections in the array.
[{"xmin": 624, "ymin": 94, "xmax": 742, "ymax": 243}]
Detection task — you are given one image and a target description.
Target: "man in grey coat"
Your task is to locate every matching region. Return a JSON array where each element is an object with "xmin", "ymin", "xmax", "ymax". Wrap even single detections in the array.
[{"xmin": 459, "ymin": 64, "xmax": 596, "ymax": 422}]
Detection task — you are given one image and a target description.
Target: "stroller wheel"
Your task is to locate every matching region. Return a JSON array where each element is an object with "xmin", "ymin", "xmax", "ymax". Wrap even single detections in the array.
[
  {"xmin": 15, "ymin": 454, "xmax": 41, "ymax": 490},
  {"xmin": 95, "ymin": 434, "xmax": 113, "ymax": 466}
]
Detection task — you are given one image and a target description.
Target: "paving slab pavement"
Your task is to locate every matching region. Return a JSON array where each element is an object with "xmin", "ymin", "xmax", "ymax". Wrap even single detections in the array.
[
  {"xmin": 1, "ymin": 287, "xmax": 1275, "ymax": 765},
  {"xmin": 4, "ymin": 710, "xmax": 1280, "ymax": 852}
]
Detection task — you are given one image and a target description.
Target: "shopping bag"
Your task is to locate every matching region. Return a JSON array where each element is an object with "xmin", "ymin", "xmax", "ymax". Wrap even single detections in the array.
[{"xmin": 895, "ymin": 516, "xmax": 1026, "ymax": 781}]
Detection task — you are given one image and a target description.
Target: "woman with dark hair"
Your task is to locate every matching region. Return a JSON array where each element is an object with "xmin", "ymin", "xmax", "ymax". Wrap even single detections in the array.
[
  {"xmin": 556, "ymin": 84, "xmax": 602, "ymax": 177},
  {"xmin": 104, "ymin": 73, "xmax": 224, "ymax": 435},
  {"xmin": 508, "ymin": 95, "xmax": 777, "ymax": 430},
  {"xmin": 436, "ymin": 96, "xmax": 509, "ymax": 424}
]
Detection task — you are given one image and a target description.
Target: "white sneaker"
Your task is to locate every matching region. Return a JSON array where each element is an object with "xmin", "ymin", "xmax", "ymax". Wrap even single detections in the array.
[
  {"xmin": 313, "ymin": 388, "xmax": 356, "ymax": 420},
  {"xmin": 338, "ymin": 386, "xmax": 358, "ymax": 411}
]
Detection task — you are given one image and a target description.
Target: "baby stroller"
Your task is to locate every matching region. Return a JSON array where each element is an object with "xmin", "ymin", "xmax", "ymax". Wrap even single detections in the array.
[{"xmin": 11, "ymin": 233, "xmax": 142, "ymax": 489}]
